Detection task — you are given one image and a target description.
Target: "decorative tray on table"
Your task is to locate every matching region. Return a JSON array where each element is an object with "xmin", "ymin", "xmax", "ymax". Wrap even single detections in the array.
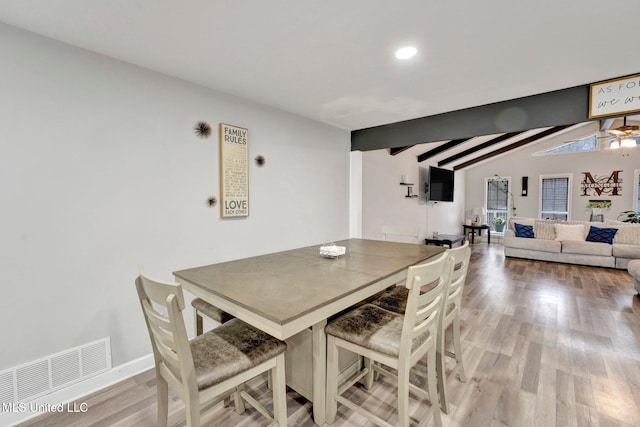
[{"xmin": 319, "ymin": 243, "xmax": 346, "ymax": 259}]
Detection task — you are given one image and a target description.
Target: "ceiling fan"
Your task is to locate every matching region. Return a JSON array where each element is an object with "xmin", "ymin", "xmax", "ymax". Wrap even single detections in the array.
[
  {"xmin": 604, "ymin": 116, "xmax": 640, "ymax": 148},
  {"xmin": 548, "ymin": 116, "xmax": 640, "ymax": 153}
]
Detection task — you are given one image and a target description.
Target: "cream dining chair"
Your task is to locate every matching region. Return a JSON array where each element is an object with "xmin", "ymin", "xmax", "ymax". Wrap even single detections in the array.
[
  {"xmin": 325, "ymin": 251, "xmax": 454, "ymax": 427},
  {"xmin": 370, "ymin": 241, "xmax": 471, "ymax": 413},
  {"xmin": 135, "ymin": 270, "xmax": 287, "ymax": 426}
]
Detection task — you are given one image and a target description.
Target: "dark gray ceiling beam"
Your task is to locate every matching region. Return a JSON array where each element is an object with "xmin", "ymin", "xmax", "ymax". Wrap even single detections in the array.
[{"xmin": 350, "ymin": 85, "xmax": 590, "ymax": 151}]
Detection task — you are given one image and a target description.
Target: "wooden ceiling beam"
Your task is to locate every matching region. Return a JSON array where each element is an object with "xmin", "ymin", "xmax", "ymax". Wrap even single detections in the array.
[
  {"xmin": 453, "ymin": 125, "xmax": 573, "ymax": 171},
  {"xmin": 389, "ymin": 146, "xmax": 414, "ymax": 156},
  {"xmin": 437, "ymin": 131, "xmax": 524, "ymax": 167},
  {"xmin": 417, "ymin": 138, "xmax": 473, "ymax": 163}
]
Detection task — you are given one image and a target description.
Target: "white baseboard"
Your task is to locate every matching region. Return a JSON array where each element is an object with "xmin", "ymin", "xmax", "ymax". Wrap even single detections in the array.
[{"xmin": 0, "ymin": 353, "xmax": 154, "ymax": 426}]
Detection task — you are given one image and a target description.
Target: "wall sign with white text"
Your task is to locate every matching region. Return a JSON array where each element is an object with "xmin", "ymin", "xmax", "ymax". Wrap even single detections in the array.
[
  {"xmin": 589, "ymin": 74, "xmax": 640, "ymax": 119},
  {"xmin": 219, "ymin": 123, "xmax": 249, "ymax": 217}
]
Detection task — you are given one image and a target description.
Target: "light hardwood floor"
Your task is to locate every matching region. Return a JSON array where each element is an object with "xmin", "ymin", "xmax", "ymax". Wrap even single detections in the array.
[{"xmin": 20, "ymin": 243, "xmax": 640, "ymax": 426}]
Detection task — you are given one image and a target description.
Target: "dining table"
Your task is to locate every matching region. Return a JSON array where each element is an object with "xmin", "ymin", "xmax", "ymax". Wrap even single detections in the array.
[{"xmin": 173, "ymin": 238, "xmax": 445, "ymax": 425}]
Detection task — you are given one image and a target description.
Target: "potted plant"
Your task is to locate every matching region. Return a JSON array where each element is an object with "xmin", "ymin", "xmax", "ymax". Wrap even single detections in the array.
[
  {"xmin": 493, "ymin": 216, "xmax": 507, "ymax": 232},
  {"xmin": 586, "ymin": 201, "xmax": 612, "ymax": 209},
  {"xmin": 618, "ymin": 210, "xmax": 640, "ymax": 223},
  {"xmin": 586, "ymin": 201, "xmax": 611, "ymax": 222}
]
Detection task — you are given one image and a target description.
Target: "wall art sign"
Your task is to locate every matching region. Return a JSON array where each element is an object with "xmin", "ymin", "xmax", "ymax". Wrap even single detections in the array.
[
  {"xmin": 580, "ymin": 170, "xmax": 623, "ymax": 197},
  {"xmin": 589, "ymin": 74, "xmax": 640, "ymax": 119},
  {"xmin": 219, "ymin": 123, "xmax": 249, "ymax": 217}
]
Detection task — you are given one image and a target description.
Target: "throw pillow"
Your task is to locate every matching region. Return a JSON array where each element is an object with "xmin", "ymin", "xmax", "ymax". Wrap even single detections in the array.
[
  {"xmin": 514, "ymin": 223, "xmax": 534, "ymax": 238},
  {"xmin": 585, "ymin": 226, "xmax": 618, "ymax": 244},
  {"xmin": 509, "ymin": 217, "xmax": 534, "ymax": 231},
  {"xmin": 612, "ymin": 224, "xmax": 640, "ymax": 245},
  {"xmin": 604, "ymin": 218, "xmax": 625, "ymax": 226},
  {"xmin": 554, "ymin": 224, "xmax": 585, "ymax": 241},
  {"xmin": 534, "ymin": 220, "xmax": 557, "ymax": 240}
]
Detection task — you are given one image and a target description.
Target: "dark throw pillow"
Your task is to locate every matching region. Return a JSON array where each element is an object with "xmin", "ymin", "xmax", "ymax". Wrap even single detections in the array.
[
  {"xmin": 585, "ymin": 226, "xmax": 618, "ymax": 244},
  {"xmin": 514, "ymin": 223, "xmax": 534, "ymax": 238}
]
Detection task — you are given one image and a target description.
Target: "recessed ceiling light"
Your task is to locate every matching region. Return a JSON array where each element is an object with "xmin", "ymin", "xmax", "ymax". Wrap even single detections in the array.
[{"xmin": 395, "ymin": 46, "xmax": 417, "ymax": 60}]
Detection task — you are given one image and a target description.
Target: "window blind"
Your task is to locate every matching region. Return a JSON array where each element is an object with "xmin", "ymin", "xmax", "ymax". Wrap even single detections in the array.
[
  {"xmin": 541, "ymin": 177, "xmax": 569, "ymax": 213},
  {"xmin": 487, "ymin": 180, "xmax": 508, "ymax": 210}
]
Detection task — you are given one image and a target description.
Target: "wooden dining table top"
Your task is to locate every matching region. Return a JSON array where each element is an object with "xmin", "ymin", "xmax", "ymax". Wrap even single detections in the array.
[{"xmin": 173, "ymin": 238, "xmax": 445, "ymax": 327}]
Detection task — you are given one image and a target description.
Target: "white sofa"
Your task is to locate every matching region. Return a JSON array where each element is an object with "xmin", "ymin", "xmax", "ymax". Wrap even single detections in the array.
[{"xmin": 503, "ymin": 217, "xmax": 640, "ymax": 269}]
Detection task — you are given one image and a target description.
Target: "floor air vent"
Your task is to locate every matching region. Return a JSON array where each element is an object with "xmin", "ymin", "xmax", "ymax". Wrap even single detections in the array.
[{"xmin": 0, "ymin": 337, "xmax": 111, "ymax": 403}]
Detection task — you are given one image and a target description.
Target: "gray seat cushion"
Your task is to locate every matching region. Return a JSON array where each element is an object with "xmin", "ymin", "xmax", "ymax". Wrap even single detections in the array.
[
  {"xmin": 562, "ymin": 240, "xmax": 612, "ymax": 256},
  {"xmin": 187, "ymin": 319, "xmax": 286, "ymax": 390},
  {"xmin": 325, "ymin": 303, "xmax": 429, "ymax": 357},
  {"xmin": 504, "ymin": 236, "xmax": 561, "ymax": 253},
  {"xmin": 612, "ymin": 244, "xmax": 640, "ymax": 259},
  {"xmin": 370, "ymin": 286, "xmax": 409, "ymax": 314},
  {"xmin": 191, "ymin": 297, "xmax": 234, "ymax": 323}
]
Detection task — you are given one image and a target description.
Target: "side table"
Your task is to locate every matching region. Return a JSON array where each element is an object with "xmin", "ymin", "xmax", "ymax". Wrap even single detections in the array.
[
  {"xmin": 462, "ymin": 224, "xmax": 491, "ymax": 244},
  {"xmin": 425, "ymin": 234, "xmax": 465, "ymax": 249}
]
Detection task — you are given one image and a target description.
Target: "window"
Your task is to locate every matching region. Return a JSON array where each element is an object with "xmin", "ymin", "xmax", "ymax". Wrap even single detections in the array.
[
  {"xmin": 485, "ymin": 176, "xmax": 511, "ymax": 231},
  {"xmin": 540, "ymin": 174, "xmax": 571, "ymax": 220},
  {"xmin": 533, "ymin": 135, "xmax": 598, "ymax": 156}
]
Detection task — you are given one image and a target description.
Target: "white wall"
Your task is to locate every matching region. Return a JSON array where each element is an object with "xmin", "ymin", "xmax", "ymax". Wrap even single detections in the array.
[
  {"xmin": 360, "ymin": 149, "xmax": 465, "ymax": 241},
  {"xmin": 349, "ymin": 151, "xmax": 363, "ymax": 238},
  {"xmin": 0, "ymin": 23, "xmax": 350, "ymax": 370},
  {"xmin": 426, "ymin": 172, "xmax": 466, "ymax": 235},
  {"xmin": 464, "ymin": 122, "xmax": 640, "ymax": 221}
]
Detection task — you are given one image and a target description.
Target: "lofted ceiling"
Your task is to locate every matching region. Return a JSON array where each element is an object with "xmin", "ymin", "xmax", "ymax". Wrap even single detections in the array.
[
  {"xmin": 1, "ymin": 1, "xmax": 640, "ymax": 162},
  {"xmin": 397, "ymin": 115, "xmax": 640, "ymax": 170}
]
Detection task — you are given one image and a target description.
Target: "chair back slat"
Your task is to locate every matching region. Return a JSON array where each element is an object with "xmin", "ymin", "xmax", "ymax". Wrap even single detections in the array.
[
  {"xmin": 399, "ymin": 252, "xmax": 453, "ymax": 359},
  {"xmin": 137, "ymin": 272, "xmax": 186, "ymax": 310},
  {"xmin": 147, "ymin": 320, "xmax": 177, "ymax": 353},
  {"xmin": 141, "ymin": 298, "xmax": 173, "ymax": 331},
  {"xmin": 135, "ymin": 272, "xmax": 195, "ymax": 391},
  {"xmin": 142, "ymin": 299, "xmax": 179, "ymax": 346},
  {"xmin": 155, "ymin": 339, "xmax": 182, "ymax": 372},
  {"xmin": 443, "ymin": 242, "xmax": 471, "ymax": 322},
  {"xmin": 412, "ymin": 292, "xmax": 443, "ymax": 342},
  {"xmin": 411, "ymin": 277, "xmax": 446, "ymax": 339},
  {"xmin": 143, "ymin": 304, "xmax": 182, "ymax": 371}
]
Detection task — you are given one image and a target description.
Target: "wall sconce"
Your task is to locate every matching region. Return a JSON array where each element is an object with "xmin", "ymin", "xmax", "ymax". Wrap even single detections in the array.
[{"xmin": 522, "ymin": 176, "xmax": 528, "ymax": 196}]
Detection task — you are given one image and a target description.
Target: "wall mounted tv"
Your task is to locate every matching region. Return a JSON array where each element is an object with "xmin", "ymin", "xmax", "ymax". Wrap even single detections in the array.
[{"xmin": 427, "ymin": 166, "xmax": 455, "ymax": 202}]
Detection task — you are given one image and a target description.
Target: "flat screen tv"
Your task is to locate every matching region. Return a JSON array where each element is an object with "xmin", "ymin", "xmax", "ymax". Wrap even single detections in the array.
[{"xmin": 427, "ymin": 166, "xmax": 454, "ymax": 202}]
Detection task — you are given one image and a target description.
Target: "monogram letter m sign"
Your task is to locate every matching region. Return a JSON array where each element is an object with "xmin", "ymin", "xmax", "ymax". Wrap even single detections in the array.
[{"xmin": 581, "ymin": 170, "xmax": 623, "ymax": 196}]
